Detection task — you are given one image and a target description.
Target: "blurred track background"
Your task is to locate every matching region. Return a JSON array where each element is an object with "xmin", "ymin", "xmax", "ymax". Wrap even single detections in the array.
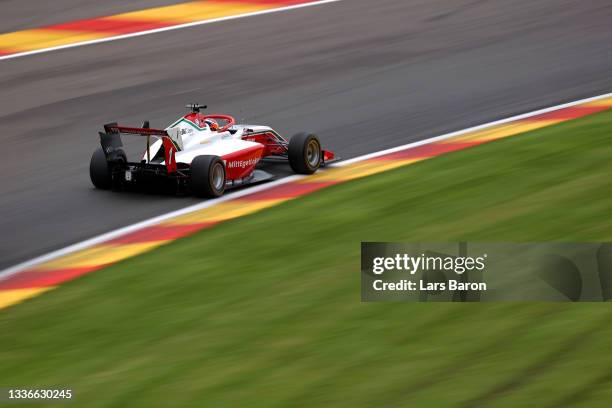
[{"xmin": 0, "ymin": 0, "xmax": 611, "ymax": 270}]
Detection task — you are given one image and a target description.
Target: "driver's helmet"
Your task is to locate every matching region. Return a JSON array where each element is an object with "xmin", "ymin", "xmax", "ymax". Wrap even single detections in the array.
[{"xmin": 204, "ymin": 118, "xmax": 219, "ymax": 131}]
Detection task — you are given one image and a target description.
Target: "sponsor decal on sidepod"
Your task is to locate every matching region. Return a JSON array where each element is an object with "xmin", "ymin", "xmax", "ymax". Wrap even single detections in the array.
[{"xmin": 226, "ymin": 158, "xmax": 260, "ymax": 169}]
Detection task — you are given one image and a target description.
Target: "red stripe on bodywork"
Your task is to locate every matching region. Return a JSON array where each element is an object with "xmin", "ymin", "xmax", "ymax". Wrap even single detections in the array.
[
  {"xmin": 239, "ymin": 181, "xmax": 337, "ymax": 200},
  {"xmin": 372, "ymin": 141, "xmax": 484, "ymax": 161},
  {"xmin": 107, "ymin": 223, "xmax": 216, "ymax": 244},
  {"xmin": 0, "ymin": 266, "xmax": 106, "ymax": 290},
  {"xmin": 528, "ymin": 106, "xmax": 610, "ymax": 121},
  {"xmin": 47, "ymin": 18, "xmax": 172, "ymax": 34}
]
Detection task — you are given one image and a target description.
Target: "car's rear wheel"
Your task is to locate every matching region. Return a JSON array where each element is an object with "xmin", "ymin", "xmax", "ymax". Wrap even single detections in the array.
[
  {"xmin": 191, "ymin": 155, "xmax": 226, "ymax": 198},
  {"xmin": 288, "ymin": 132, "xmax": 322, "ymax": 174},
  {"xmin": 90, "ymin": 148, "xmax": 125, "ymax": 189}
]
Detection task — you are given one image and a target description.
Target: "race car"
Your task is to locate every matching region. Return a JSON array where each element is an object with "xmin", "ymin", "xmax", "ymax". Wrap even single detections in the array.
[{"xmin": 89, "ymin": 104, "xmax": 337, "ymax": 197}]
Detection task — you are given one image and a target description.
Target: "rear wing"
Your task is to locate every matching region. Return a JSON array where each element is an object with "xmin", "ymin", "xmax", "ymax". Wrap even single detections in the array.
[
  {"xmin": 100, "ymin": 123, "xmax": 180, "ymax": 173},
  {"xmin": 104, "ymin": 124, "xmax": 168, "ymax": 137}
]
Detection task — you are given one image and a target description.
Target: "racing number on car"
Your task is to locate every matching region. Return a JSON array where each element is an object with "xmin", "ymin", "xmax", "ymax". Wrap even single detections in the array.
[
  {"xmin": 162, "ymin": 137, "xmax": 178, "ymax": 173},
  {"xmin": 167, "ymin": 146, "xmax": 176, "ymax": 171},
  {"xmin": 168, "ymin": 147, "xmax": 175, "ymax": 164}
]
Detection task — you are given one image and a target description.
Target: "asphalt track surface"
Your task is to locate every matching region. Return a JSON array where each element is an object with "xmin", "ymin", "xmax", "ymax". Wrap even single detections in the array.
[{"xmin": 0, "ymin": 0, "xmax": 611, "ymax": 270}]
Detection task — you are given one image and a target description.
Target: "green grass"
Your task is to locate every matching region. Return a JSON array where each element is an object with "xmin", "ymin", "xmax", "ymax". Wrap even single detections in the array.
[{"xmin": 2, "ymin": 111, "xmax": 612, "ymax": 407}]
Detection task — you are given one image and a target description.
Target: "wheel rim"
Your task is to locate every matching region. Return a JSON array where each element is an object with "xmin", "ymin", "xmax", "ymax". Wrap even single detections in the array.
[
  {"xmin": 306, "ymin": 140, "xmax": 320, "ymax": 168},
  {"xmin": 212, "ymin": 163, "xmax": 225, "ymax": 191}
]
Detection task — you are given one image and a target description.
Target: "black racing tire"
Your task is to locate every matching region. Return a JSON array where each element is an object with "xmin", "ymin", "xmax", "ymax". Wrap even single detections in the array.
[
  {"xmin": 191, "ymin": 155, "xmax": 226, "ymax": 198},
  {"xmin": 288, "ymin": 132, "xmax": 322, "ymax": 174},
  {"xmin": 90, "ymin": 148, "xmax": 126, "ymax": 190},
  {"xmin": 89, "ymin": 148, "xmax": 112, "ymax": 189}
]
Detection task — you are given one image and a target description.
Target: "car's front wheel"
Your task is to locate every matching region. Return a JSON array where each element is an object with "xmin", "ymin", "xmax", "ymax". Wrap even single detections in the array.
[
  {"xmin": 288, "ymin": 132, "xmax": 322, "ymax": 174},
  {"xmin": 191, "ymin": 155, "xmax": 226, "ymax": 198}
]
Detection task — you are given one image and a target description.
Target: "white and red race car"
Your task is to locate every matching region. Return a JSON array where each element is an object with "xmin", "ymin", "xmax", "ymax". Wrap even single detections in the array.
[{"xmin": 90, "ymin": 104, "xmax": 337, "ymax": 197}]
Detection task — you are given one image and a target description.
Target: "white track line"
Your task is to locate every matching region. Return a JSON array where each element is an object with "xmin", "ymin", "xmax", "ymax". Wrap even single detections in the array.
[
  {"xmin": 0, "ymin": 92, "xmax": 610, "ymax": 280},
  {"xmin": 0, "ymin": 0, "xmax": 342, "ymax": 62},
  {"xmin": 339, "ymin": 92, "xmax": 611, "ymax": 165}
]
